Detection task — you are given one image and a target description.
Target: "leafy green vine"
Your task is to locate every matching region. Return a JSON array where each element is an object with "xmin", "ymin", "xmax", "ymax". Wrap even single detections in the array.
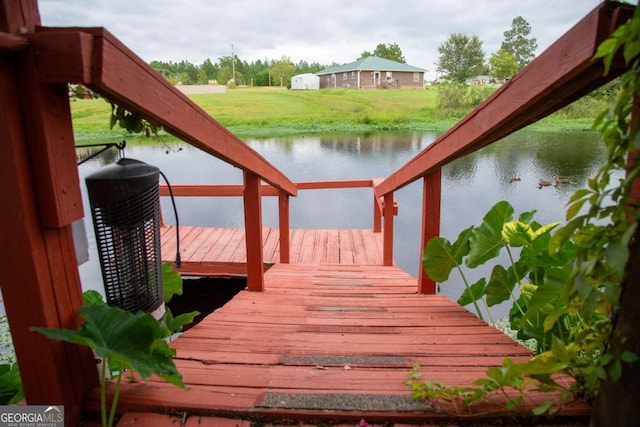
[
  {"xmin": 109, "ymin": 102, "xmax": 160, "ymax": 138},
  {"xmin": 409, "ymin": 4, "xmax": 640, "ymax": 417}
]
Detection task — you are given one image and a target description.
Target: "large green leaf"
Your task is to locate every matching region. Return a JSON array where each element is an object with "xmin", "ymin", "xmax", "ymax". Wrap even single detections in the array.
[
  {"xmin": 485, "ymin": 265, "xmax": 516, "ymax": 306},
  {"xmin": 457, "ymin": 278, "xmax": 486, "ymax": 307},
  {"xmin": 162, "ymin": 306, "xmax": 200, "ymax": 336},
  {"xmin": 518, "ymin": 209, "xmax": 537, "ymax": 224},
  {"xmin": 502, "ymin": 221, "xmax": 532, "ymax": 247},
  {"xmin": 521, "ymin": 280, "xmax": 562, "ymax": 325},
  {"xmin": 466, "ymin": 201, "xmax": 514, "ymax": 268},
  {"xmin": 83, "ymin": 290, "xmax": 106, "ymax": 306},
  {"xmin": 162, "ymin": 262, "xmax": 183, "ymax": 303},
  {"xmin": 423, "ymin": 226, "xmax": 472, "ymax": 282},
  {"xmin": 423, "ymin": 238, "xmax": 456, "ymax": 282},
  {"xmin": 31, "ymin": 304, "xmax": 185, "ymax": 388}
]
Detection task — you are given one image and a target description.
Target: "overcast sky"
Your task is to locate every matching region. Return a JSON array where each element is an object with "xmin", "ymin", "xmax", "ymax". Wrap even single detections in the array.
[{"xmin": 39, "ymin": 0, "xmax": 603, "ymax": 79}]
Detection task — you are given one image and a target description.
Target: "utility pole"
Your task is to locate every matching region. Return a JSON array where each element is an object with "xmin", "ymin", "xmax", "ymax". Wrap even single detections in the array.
[{"xmin": 231, "ymin": 43, "xmax": 236, "ymax": 83}]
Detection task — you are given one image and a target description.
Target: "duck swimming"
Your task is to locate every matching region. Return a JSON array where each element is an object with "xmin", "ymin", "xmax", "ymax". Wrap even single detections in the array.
[
  {"xmin": 509, "ymin": 176, "xmax": 521, "ymax": 183},
  {"xmin": 538, "ymin": 179, "xmax": 552, "ymax": 189},
  {"xmin": 555, "ymin": 176, "xmax": 571, "ymax": 185}
]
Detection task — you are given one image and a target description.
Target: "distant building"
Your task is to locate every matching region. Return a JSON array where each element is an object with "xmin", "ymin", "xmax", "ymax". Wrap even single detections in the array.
[
  {"xmin": 316, "ymin": 56, "xmax": 426, "ymax": 89},
  {"xmin": 291, "ymin": 73, "xmax": 320, "ymax": 90},
  {"xmin": 467, "ymin": 75, "xmax": 492, "ymax": 85}
]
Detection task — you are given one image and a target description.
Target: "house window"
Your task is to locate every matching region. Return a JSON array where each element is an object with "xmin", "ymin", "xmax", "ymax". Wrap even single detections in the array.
[
  {"xmin": 386, "ymin": 71, "xmax": 393, "ymax": 80},
  {"xmin": 413, "ymin": 72, "xmax": 420, "ymax": 83},
  {"xmin": 343, "ymin": 72, "xmax": 348, "ymax": 80},
  {"xmin": 351, "ymin": 71, "xmax": 355, "ymax": 79},
  {"xmin": 331, "ymin": 74, "xmax": 335, "ymax": 84}
]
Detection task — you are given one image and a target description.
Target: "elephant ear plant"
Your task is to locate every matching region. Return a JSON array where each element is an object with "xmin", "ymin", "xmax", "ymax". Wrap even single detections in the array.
[
  {"xmin": 422, "ymin": 200, "xmax": 576, "ymax": 353},
  {"xmin": 31, "ymin": 263, "xmax": 195, "ymax": 427}
]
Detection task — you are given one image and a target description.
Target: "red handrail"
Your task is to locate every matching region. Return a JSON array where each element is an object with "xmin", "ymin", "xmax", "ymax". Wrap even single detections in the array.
[{"xmin": 374, "ymin": 1, "xmax": 634, "ymax": 292}]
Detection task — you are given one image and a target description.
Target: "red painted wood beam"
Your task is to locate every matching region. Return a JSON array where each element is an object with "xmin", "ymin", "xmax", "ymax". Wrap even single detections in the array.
[
  {"xmin": 159, "ymin": 184, "xmax": 245, "ymax": 197},
  {"xmin": 296, "ymin": 179, "xmax": 373, "ymax": 190},
  {"xmin": 376, "ymin": 1, "xmax": 634, "ymax": 197},
  {"xmin": 29, "ymin": 27, "xmax": 297, "ymax": 197},
  {"xmin": 383, "ymin": 193, "xmax": 395, "ymax": 266},
  {"xmin": 0, "ymin": 2, "xmax": 98, "ymax": 423},
  {"xmin": 17, "ymin": 40, "xmax": 85, "ymax": 228},
  {"xmin": 243, "ymin": 172, "xmax": 265, "ymax": 291},
  {"xmin": 0, "ymin": 32, "xmax": 28, "ymax": 51},
  {"xmin": 418, "ymin": 171, "xmax": 442, "ymax": 294},
  {"xmin": 278, "ymin": 191, "xmax": 291, "ymax": 263}
]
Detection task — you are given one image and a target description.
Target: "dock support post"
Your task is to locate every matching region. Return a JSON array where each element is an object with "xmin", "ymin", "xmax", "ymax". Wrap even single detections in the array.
[
  {"xmin": 278, "ymin": 190, "xmax": 290, "ymax": 263},
  {"xmin": 383, "ymin": 193, "xmax": 394, "ymax": 266},
  {"xmin": 418, "ymin": 170, "xmax": 441, "ymax": 294},
  {"xmin": 372, "ymin": 178, "xmax": 382, "ymax": 233},
  {"xmin": 243, "ymin": 171, "xmax": 265, "ymax": 291},
  {"xmin": 0, "ymin": 4, "xmax": 100, "ymax": 421}
]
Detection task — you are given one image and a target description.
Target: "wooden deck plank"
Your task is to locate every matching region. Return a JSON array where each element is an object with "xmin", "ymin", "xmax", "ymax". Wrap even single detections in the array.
[
  {"xmin": 95, "ymin": 264, "xmax": 589, "ymax": 424},
  {"xmin": 176, "ymin": 227, "xmax": 217, "ymax": 263},
  {"xmin": 262, "ymin": 226, "xmax": 280, "ymax": 263},
  {"xmin": 338, "ymin": 230, "xmax": 356, "ymax": 264},
  {"xmin": 197, "ymin": 228, "xmax": 235, "ymax": 262},
  {"xmin": 186, "ymin": 227, "xmax": 225, "ymax": 263},
  {"xmin": 163, "ymin": 225, "xmax": 385, "ymax": 272}
]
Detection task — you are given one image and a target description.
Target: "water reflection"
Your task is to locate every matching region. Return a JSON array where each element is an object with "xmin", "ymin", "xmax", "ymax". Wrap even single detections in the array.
[{"xmin": 77, "ymin": 130, "xmax": 607, "ymax": 318}]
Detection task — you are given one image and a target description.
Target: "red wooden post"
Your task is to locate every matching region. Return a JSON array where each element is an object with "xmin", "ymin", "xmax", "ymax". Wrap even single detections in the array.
[
  {"xmin": 418, "ymin": 170, "xmax": 442, "ymax": 294},
  {"xmin": 372, "ymin": 178, "xmax": 382, "ymax": 233},
  {"xmin": 383, "ymin": 193, "xmax": 394, "ymax": 266},
  {"xmin": 373, "ymin": 196, "xmax": 382, "ymax": 232},
  {"xmin": 0, "ymin": 3, "xmax": 99, "ymax": 423},
  {"xmin": 243, "ymin": 171, "xmax": 265, "ymax": 291},
  {"xmin": 278, "ymin": 190, "xmax": 290, "ymax": 263}
]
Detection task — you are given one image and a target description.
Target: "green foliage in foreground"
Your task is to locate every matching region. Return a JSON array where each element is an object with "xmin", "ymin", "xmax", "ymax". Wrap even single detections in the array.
[
  {"xmin": 423, "ymin": 200, "xmax": 574, "ymax": 354},
  {"xmin": 410, "ymin": 7, "xmax": 640, "ymax": 418},
  {"xmin": 0, "ymin": 315, "xmax": 21, "ymax": 405},
  {"xmin": 32, "ymin": 300, "xmax": 185, "ymax": 427},
  {"xmin": 29, "ymin": 264, "xmax": 196, "ymax": 427}
]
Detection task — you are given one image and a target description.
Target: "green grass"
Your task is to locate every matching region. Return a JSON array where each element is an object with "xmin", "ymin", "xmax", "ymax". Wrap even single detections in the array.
[{"xmin": 70, "ymin": 86, "xmax": 598, "ymax": 143}]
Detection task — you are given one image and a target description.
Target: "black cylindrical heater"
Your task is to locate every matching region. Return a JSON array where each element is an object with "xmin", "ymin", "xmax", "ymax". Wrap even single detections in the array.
[{"xmin": 85, "ymin": 158, "xmax": 164, "ymax": 319}]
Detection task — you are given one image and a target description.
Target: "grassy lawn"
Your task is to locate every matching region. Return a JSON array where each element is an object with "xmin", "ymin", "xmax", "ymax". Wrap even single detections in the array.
[
  {"xmin": 72, "ymin": 86, "xmax": 451, "ymax": 142},
  {"xmin": 71, "ymin": 85, "xmax": 598, "ymax": 143}
]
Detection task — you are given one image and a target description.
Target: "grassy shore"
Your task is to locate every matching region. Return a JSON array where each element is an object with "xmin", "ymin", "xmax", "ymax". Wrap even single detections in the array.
[{"xmin": 71, "ymin": 86, "xmax": 599, "ymax": 143}]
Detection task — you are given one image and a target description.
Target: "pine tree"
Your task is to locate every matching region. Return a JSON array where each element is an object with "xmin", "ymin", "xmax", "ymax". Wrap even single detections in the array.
[{"xmin": 501, "ymin": 16, "xmax": 538, "ymax": 69}]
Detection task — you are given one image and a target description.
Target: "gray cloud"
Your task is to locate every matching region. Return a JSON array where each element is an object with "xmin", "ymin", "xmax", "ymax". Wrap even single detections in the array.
[{"xmin": 39, "ymin": 0, "xmax": 602, "ymax": 78}]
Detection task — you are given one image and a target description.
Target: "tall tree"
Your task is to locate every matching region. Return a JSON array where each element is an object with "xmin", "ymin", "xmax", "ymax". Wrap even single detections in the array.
[
  {"xmin": 360, "ymin": 43, "xmax": 406, "ymax": 63},
  {"xmin": 295, "ymin": 60, "xmax": 325, "ymax": 74},
  {"xmin": 201, "ymin": 58, "xmax": 218, "ymax": 81},
  {"xmin": 501, "ymin": 16, "xmax": 538, "ymax": 69},
  {"xmin": 488, "ymin": 48, "xmax": 519, "ymax": 80},
  {"xmin": 270, "ymin": 56, "xmax": 296, "ymax": 87},
  {"xmin": 436, "ymin": 33, "xmax": 485, "ymax": 83}
]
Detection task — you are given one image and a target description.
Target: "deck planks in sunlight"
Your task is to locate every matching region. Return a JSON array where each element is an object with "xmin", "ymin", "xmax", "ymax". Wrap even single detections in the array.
[
  {"xmin": 160, "ymin": 225, "xmax": 385, "ymax": 275},
  {"xmin": 90, "ymin": 264, "xmax": 589, "ymax": 425}
]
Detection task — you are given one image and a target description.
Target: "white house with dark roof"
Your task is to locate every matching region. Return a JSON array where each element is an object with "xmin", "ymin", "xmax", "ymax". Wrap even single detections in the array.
[{"xmin": 315, "ymin": 56, "xmax": 426, "ymax": 89}]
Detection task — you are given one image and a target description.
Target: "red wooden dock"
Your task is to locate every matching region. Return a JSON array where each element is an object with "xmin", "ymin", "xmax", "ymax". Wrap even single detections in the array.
[
  {"xmin": 3, "ymin": 2, "xmax": 634, "ymax": 425},
  {"xmin": 89, "ymin": 262, "xmax": 589, "ymax": 425},
  {"xmin": 160, "ymin": 225, "xmax": 384, "ymax": 275}
]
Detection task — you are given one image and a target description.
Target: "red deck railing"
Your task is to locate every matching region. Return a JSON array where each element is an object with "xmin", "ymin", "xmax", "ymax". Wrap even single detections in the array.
[
  {"xmin": 375, "ymin": 1, "xmax": 634, "ymax": 293},
  {"xmin": 159, "ymin": 179, "xmax": 398, "ymax": 267},
  {"xmin": 0, "ymin": 1, "xmax": 635, "ymax": 423}
]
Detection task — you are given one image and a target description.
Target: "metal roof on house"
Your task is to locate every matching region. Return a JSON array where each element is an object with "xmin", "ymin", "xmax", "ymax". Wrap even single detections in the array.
[{"xmin": 316, "ymin": 56, "xmax": 426, "ymax": 75}]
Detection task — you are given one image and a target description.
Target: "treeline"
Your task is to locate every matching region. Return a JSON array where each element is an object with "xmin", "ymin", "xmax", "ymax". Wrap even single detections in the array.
[
  {"xmin": 435, "ymin": 79, "xmax": 620, "ymax": 120},
  {"xmin": 150, "ymin": 56, "xmax": 330, "ymax": 87}
]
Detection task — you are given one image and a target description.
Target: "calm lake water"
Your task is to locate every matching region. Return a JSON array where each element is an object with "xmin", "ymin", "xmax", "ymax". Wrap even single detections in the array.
[{"xmin": 76, "ymin": 130, "xmax": 609, "ymax": 319}]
